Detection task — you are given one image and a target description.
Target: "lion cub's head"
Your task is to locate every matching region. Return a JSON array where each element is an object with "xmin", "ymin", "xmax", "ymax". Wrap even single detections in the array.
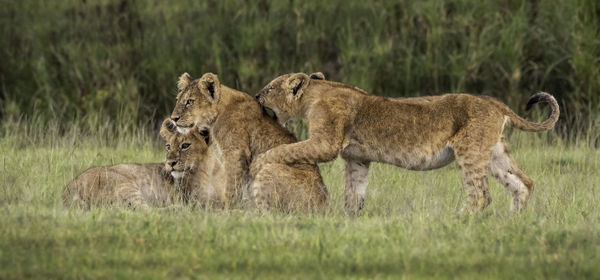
[
  {"xmin": 160, "ymin": 119, "xmax": 211, "ymax": 179},
  {"xmin": 255, "ymin": 72, "xmax": 324, "ymax": 126},
  {"xmin": 170, "ymin": 72, "xmax": 222, "ymax": 133}
]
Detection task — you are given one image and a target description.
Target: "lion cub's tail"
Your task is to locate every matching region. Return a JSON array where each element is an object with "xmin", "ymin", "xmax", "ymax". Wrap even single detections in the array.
[{"xmin": 505, "ymin": 92, "xmax": 560, "ymax": 132}]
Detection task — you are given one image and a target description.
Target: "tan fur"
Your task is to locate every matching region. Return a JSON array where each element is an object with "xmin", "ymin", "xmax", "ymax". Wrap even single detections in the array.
[
  {"xmin": 162, "ymin": 119, "xmax": 227, "ymax": 208},
  {"xmin": 170, "ymin": 73, "xmax": 327, "ymax": 212},
  {"xmin": 63, "ymin": 119, "xmax": 227, "ymax": 209},
  {"xmin": 255, "ymin": 72, "xmax": 560, "ymax": 214},
  {"xmin": 62, "ymin": 163, "xmax": 174, "ymax": 209}
]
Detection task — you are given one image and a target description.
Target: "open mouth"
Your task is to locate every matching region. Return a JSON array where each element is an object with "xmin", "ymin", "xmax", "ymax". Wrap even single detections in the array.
[{"xmin": 260, "ymin": 105, "xmax": 278, "ymax": 121}]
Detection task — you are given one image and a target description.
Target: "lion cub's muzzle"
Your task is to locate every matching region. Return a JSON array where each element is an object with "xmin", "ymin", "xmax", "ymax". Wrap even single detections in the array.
[
  {"xmin": 255, "ymin": 92, "xmax": 278, "ymax": 121},
  {"xmin": 166, "ymin": 160, "xmax": 190, "ymax": 179},
  {"xmin": 169, "ymin": 116, "xmax": 192, "ymax": 132},
  {"xmin": 165, "ymin": 160, "xmax": 178, "ymax": 172}
]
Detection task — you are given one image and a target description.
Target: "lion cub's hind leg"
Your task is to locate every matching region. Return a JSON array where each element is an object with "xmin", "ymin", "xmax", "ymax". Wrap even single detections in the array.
[
  {"xmin": 454, "ymin": 152, "xmax": 493, "ymax": 214},
  {"xmin": 490, "ymin": 139, "xmax": 534, "ymax": 212},
  {"xmin": 451, "ymin": 126, "xmax": 498, "ymax": 214},
  {"xmin": 115, "ymin": 182, "xmax": 150, "ymax": 210},
  {"xmin": 252, "ymin": 163, "xmax": 328, "ymax": 212}
]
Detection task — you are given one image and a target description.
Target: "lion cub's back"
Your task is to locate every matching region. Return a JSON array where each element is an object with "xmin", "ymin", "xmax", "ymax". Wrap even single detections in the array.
[{"xmin": 63, "ymin": 163, "xmax": 170, "ymax": 208}]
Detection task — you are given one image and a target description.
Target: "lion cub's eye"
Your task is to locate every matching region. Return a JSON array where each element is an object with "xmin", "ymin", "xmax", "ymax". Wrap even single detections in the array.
[
  {"xmin": 165, "ymin": 144, "xmax": 171, "ymax": 151},
  {"xmin": 267, "ymin": 86, "xmax": 273, "ymax": 93},
  {"xmin": 185, "ymin": 99, "xmax": 195, "ymax": 107},
  {"xmin": 181, "ymin": 143, "xmax": 191, "ymax": 150}
]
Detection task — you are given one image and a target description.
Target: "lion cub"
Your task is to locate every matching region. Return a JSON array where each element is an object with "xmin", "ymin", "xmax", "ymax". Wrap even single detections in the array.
[
  {"xmin": 63, "ymin": 119, "xmax": 226, "ymax": 209},
  {"xmin": 161, "ymin": 119, "xmax": 227, "ymax": 208},
  {"xmin": 255, "ymin": 73, "xmax": 559, "ymax": 214},
  {"xmin": 169, "ymin": 73, "xmax": 327, "ymax": 212}
]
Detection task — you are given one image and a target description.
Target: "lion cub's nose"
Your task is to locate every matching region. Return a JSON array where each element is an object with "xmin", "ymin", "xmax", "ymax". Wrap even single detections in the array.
[
  {"xmin": 171, "ymin": 116, "xmax": 180, "ymax": 122},
  {"xmin": 167, "ymin": 160, "xmax": 177, "ymax": 167}
]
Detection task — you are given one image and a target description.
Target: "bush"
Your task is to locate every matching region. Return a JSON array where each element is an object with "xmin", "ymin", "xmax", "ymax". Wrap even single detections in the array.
[{"xmin": 1, "ymin": 0, "xmax": 598, "ymax": 141}]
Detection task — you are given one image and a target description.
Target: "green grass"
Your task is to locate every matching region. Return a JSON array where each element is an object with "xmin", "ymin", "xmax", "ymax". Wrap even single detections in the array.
[{"xmin": 1, "ymin": 128, "xmax": 599, "ymax": 279}]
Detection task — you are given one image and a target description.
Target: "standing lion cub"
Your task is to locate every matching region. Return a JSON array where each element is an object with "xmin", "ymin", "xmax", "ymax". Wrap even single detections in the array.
[
  {"xmin": 63, "ymin": 119, "xmax": 226, "ymax": 209},
  {"xmin": 255, "ymin": 73, "xmax": 559, "ymax": 214}
]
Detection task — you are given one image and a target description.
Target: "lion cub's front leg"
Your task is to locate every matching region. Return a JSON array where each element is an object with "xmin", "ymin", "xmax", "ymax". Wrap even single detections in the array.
[
  {"xmin": 251, "ymin": 110, "xmax": 347, "ymax": 175},
  {"xmin": 222, "ymin": 148, "xmax": 251, "ymax": 208},
  {"xmin": 251, "ymin": 137, "xmax": 341, "ymax": 177},
  {"xmin": 344, "ymin": 159, "xmax": 370, "ymax": 214}
]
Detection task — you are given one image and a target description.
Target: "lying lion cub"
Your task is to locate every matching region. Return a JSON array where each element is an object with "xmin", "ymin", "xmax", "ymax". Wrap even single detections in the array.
[
  {"xmin": 63, "ymin": 119, "xmax": 226, "ymax": 209},
  {"xmin": 255, "ymin": 72, "xmax": 559, "ymax": 214},
  {"xmin": 170, "ymin": 72, "xmax": 327, "ymax": 212}
]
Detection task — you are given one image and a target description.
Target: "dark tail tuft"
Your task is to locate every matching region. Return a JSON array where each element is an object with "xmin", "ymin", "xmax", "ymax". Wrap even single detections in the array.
[
  {"xmin": 526, "ymin": 92, "xmax": 550, "ymax": 111},
  {"xmin": 508, "ymin": 91, "xmax": 559, "ymax": 132}
]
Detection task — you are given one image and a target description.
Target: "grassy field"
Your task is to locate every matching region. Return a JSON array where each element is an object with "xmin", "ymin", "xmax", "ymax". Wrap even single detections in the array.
[
  {"xmin": 1, "ymin": 127, "xmax": 598, "ymax": 279},
  {"xmin": 0, "ymin": 127, "xmax": 600, "ymax": 279}
]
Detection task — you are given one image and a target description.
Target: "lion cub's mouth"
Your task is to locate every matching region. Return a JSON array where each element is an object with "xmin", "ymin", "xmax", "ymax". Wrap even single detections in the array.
[
  {"xmin": 171, "ymin": 168, "xmax": 191, "ymax": 179},
  {"xmin": 260, "ymin": 105, "xmax": 278, "ymax": 121},
  {"xmin": 170, "ymin": 171, "xmax": 185, "ymax": 179}
]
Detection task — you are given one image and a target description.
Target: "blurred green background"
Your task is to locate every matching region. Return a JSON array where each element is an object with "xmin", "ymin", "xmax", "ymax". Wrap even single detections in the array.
[{"xmin": 1, "ymin": 0, "xmax": 599, "ymax": 140}]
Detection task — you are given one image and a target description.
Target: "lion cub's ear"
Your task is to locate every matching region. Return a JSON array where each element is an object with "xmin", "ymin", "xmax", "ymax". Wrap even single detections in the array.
[
  {"xmin": 286, "ymin": 73, "xmax": 310, "ymax": 99},
  {"xmin": 177, "ymin": 73, "xmax": 192, "ymax": 91},
  {"xmin": 198, "ymin": 73, "xmax": 221, "ymax": 102},
  {"xmin": 309, "ymin": 72, "xmax": 325, "ymax": 80},
  {"xmin": 160, "ymin": 118, "xmax": 177, "ymax": 139}
]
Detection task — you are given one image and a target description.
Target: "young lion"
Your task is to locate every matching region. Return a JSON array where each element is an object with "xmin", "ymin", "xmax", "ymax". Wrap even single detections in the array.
[
  {"xmin": 161, "ymin": 119, "xmax": 227, "ymax": 208},
  {"xmin": 254, "ymin": 73, "xmax": 560, "ymax": 214},
  {"xmin": 169, "ymin": 72, "xmax": 327, "ymax": 211},
  {"xmin": 63, "ymin": 119, "xmax": 226, "ymax": 209}
]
